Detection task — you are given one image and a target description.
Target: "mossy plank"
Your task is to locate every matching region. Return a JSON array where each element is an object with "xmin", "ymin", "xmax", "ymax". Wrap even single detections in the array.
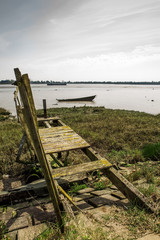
[
  {"xmin": 103, "ymin": 167, "xmax": 156, "ymax": 212},
  {"xmin": 43, "ymin": 121, "xmax": 51, "ymax": 128},
  {"xmin": 42, "ymin": 142, "xmax": 89, "ymax": 153},
  {"xmin": 39, "ymin": 125, "xmax": 72, "ymax": 133},
  {"xmin": 52, "ymin": 159, "xmax": 112, "ymax": 179},
  {"xmin": 37, "ymin": 116, "xmax": 60, "ymax": 122},
  {"xmin": 57, "ymin": 119, "xmax": 66, "ymax": 126},
  {"xmin": 39, "ymin": 126, "xmax": 90, "ymax": 153}
]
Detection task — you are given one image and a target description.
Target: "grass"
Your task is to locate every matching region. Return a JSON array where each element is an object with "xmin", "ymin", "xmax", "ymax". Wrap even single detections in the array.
[
  {"xmin": 37, "ymin": 106, "xmax": 160, "ymax": 162},
  {"xmin": 126, "ymin": 162, "xmax": 157, "ymax": 183},
  {"xmin": 1, "ymin": 106, "xmax": 160, "ymax": 177},
  {"xmin": 124, "ymin": 205, "xmax": 160, "ymax": 236},
  {"xmin": 0, "ymin": 108, "xmax": 31, "ymax": 177},
  {"xmin": 138, "ymin": 184, "xmax": 157, "ymax": 197},
  {"xmin": 69, "ymin": 183, "xmax": 87, "ymax": 194},
  {"xmin": 35, "ymin": 226, "xmax": 57, "ymax": 240},
  {"xmin": 108, "ymin": 149, "xmax": 144, "ymax": 164},
  {"xmin": 1, "ymin": 106, "xmax": 160, "ymax": 239},
  {"xmin": 0, "ymin": 108, "xmax": 10, "ymax": 121},
  {"xmin": 142, "ymin": 142, "xmax": 160, "ymax": 161},
  {"xmin": 1, "ymin": 106, "xmax": 160, "ymax": 195},
  {"xmin": 0, "ymin": 220, "xmax": 10, "ymax": 240},
  {"xmin": 34, "ymin": 214, "xmax": 112, "ymax": 240},
  {"xmin": 93, "ymin": 180, "xmax": 106, "ymax": 190},
  {"xmin": 124, "ymin": 161, "xmax": 160, "ymax": 197}
]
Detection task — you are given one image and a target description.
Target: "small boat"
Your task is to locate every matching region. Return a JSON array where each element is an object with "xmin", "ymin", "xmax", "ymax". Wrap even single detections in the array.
[{"xmin": 57, "ymin": 95, "xmax": 96, "ymax": 102}]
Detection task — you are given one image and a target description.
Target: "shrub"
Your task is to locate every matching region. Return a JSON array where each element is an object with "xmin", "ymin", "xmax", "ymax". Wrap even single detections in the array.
[{"xmin": 142, "ymin": 143, "xmax": 160, "ymax": 161}]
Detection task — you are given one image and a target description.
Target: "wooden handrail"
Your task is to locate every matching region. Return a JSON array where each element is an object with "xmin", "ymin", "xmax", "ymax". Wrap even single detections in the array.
[{"xmin": 14, "ymin": 68, "xmax": 64, "ymax": 232}]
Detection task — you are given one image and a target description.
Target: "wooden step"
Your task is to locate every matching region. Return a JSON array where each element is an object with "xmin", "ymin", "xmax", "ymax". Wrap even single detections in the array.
[
  {"xmin": 37, "ymin": 116, "xmax": 60, "ymax": 122},
  {"xmin": 39, "ymin": 125, "xmax": 90, "ymax": 153},
  {"xmin": 52, "ymin": 159, "xmax": 112, "ymax": 179}
]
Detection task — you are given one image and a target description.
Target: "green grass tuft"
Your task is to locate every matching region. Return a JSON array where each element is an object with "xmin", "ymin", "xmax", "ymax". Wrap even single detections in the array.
[
  {"xmin": 142, "ymin": 142, "xmax": 160, "ymax": 161},
  {"xmin": 94, "ymin": 180, "xmax": 106, "ymax": 190},
  {"xmin": 69, "ymin": 183, "xmax": 87, "ymax": 194}
]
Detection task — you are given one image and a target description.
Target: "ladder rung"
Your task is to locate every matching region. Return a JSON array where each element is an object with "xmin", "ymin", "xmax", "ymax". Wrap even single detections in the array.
[
  {"xmin": 37, "ymin": 116, "xmax": 60, "ymax": 122},
  {"xmin": 52, "ymin": 159, "xmax": 112, "ymax": 179}
]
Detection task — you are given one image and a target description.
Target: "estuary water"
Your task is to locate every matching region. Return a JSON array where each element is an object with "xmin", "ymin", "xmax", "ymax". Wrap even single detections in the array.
[{"xmin": 0, "ymin": 84, "xmax": 160, "ymax": 116}]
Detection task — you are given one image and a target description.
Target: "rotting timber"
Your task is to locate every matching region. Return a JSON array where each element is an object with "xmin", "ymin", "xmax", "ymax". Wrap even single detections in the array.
[{"xmin": 8, "ymin": 68, "xmax": 157, "ymax": 231}]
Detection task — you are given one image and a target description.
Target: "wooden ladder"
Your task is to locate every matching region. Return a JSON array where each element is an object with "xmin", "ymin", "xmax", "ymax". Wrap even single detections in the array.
[{"xmin": 14, "ymin": 68, "xmax": 156, "ymax": 232}]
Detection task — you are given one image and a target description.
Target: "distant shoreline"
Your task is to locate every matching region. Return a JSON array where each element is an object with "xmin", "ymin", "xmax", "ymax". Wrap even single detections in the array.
[{"xmin": 1, "ymin": 80, "xmax": 160, "ymax": 85}]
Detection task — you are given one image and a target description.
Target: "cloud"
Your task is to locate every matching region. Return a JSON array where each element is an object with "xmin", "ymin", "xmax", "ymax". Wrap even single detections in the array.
[
  {"xmin": 21, "ymin": 44, "xmax": 160, "ymax": 81},
  {"xmin": 0, "ymin": 0, "xmax": 160, "ymax": 81},
  {"xmin": 49, "ymin": 19, "xmax": 57, "ymax": 25},
  {"xmin": 53, "ymin": 45, "xmax": 160, "ymax": 67},
  {"xmin": 0, "ymin": 35, "xmax": 10, "ymax": 52}
]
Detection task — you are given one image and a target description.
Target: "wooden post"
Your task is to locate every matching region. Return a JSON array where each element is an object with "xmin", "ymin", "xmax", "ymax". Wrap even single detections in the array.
[
  {"xmin": 16, "ymin": 133, "xmax": 26, "ymax": 162},
  {"xmin": 43, "ymin": 99, "xmax": 47, "ymax": 118},
  {"xmin": 14, "ymin": 68, "xmax": 64, "ymax": 232},
  {"xmin": 14, "ymin": 87, "xmax": 20, "ymax": 122}
]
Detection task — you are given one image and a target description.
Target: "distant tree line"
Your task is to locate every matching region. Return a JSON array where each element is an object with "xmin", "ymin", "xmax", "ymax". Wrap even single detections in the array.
[
  {"xmin": 68, "ymin": 81, "xmax": 160, "ymax": 85},
  {"xmin": 0, "ymin": 80, "xmax": 15, "ymax": 84},
  {"xmin": 1, "ymin": 79, "xmax": 160, "ymax": 85}
]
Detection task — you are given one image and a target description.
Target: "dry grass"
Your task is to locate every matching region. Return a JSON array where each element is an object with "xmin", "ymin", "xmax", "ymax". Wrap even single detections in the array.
[
  {"xmin": 37, "ymin": 106, "xmax": 160, "ymax": 162},
  {"xmin": 1, "ymin": 105, "xmax": 160, "ymax": 176},
  {"xmin": 0, "ymin": 108, "xmax": 31, "ymax": 177},
  {"xmin": 1, "ymin": 106, "xmax": 160, "ymax": 239}
]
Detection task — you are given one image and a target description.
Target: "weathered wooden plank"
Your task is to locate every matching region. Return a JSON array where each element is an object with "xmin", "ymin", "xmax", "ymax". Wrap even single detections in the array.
[
  {"xmin": 42, "ymin": 136, "xmax": 87, "ymax": 145},
  {"xmin": 0, "ymin": 174, "xmax": 88, "ymax": 205},
  {"xmin": 14, "ymin": 68, "xmax": 64, "ymax": 232},
  {"xmin": 49, "ymin": 153, "xmax": 64, "ymax": 167},
  {"xmin": 39, "ymin": 125, "xmax": 73, "ymax": 134},
  {"xmin": 52, "ymin": 159, "xmax": 112, "ymax": 179},
  {"xmin": 44, "ymin": 121, "xmax": 51, "ymax": 128},
  {"xmin": 37, "ymin": 117, "xmax": 60, "ymax": 122},
  {"xmin": 41, "ymin": 136, "xmax": 84, "ymax": 145},
  {"xmin": 82, "ymin": 147, "xmax": 156, "ymax": 213},
  {"xmin": 57, "ymin": 119, "xmax": 66, "ymax": 126},
  {"xmin": 40, "ymin": 132, "xmax": 82, "ymax": 141},
  {"xmin": 18, "ymin": 70, "xmax": 38, "ymax": 128},
  {"xmin": 14, "ymin": 86, "xmax": 20, "ymax": 122},
  {"xmin": 82, "ymin": 147, "xmax": 102, "ymax": 161},
  {"xmin": 39, "ymin": 127, "xmax": 88, "ymax": 140},
  {"xmin": 40, "ymin": 132, "xmax": 75, "ymax": 138},
  {"xmin": 16, "ymin": 133, "xmax": 27, "ymax": 162},
  {"xmin": 39, "ymin": 126, "xmax": 90, "ymax": 153},
  {"xmin": 43, "ymin": 141, "xmax": 89, "ymax": 149},
  {"xmin": 41, "ymin": 125, "xmax": 70, "ymax": 131},
  {"xmin": 43, "ymin": 142, "xmax": 90, "ymax": 154},
  {"xmin": 103, "ymin": 167, "xmax": 156, "ymax": 212}
]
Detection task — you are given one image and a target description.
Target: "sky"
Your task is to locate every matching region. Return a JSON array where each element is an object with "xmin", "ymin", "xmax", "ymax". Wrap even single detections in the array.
[{"xmin": 0, "ymin": 0, "xmax": 160, "ymax": 81}]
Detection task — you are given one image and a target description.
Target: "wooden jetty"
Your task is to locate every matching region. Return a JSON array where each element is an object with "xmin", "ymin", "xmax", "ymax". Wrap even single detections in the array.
[{"xmin": 12, "ymin": 68, "xmax": 156, "ymax": 233}]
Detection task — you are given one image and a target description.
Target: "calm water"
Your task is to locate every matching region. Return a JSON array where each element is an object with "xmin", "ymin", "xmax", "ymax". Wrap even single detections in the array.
[{"xmin": 0, "ymin": 84, "xmax": 160, "ymax": 116}]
